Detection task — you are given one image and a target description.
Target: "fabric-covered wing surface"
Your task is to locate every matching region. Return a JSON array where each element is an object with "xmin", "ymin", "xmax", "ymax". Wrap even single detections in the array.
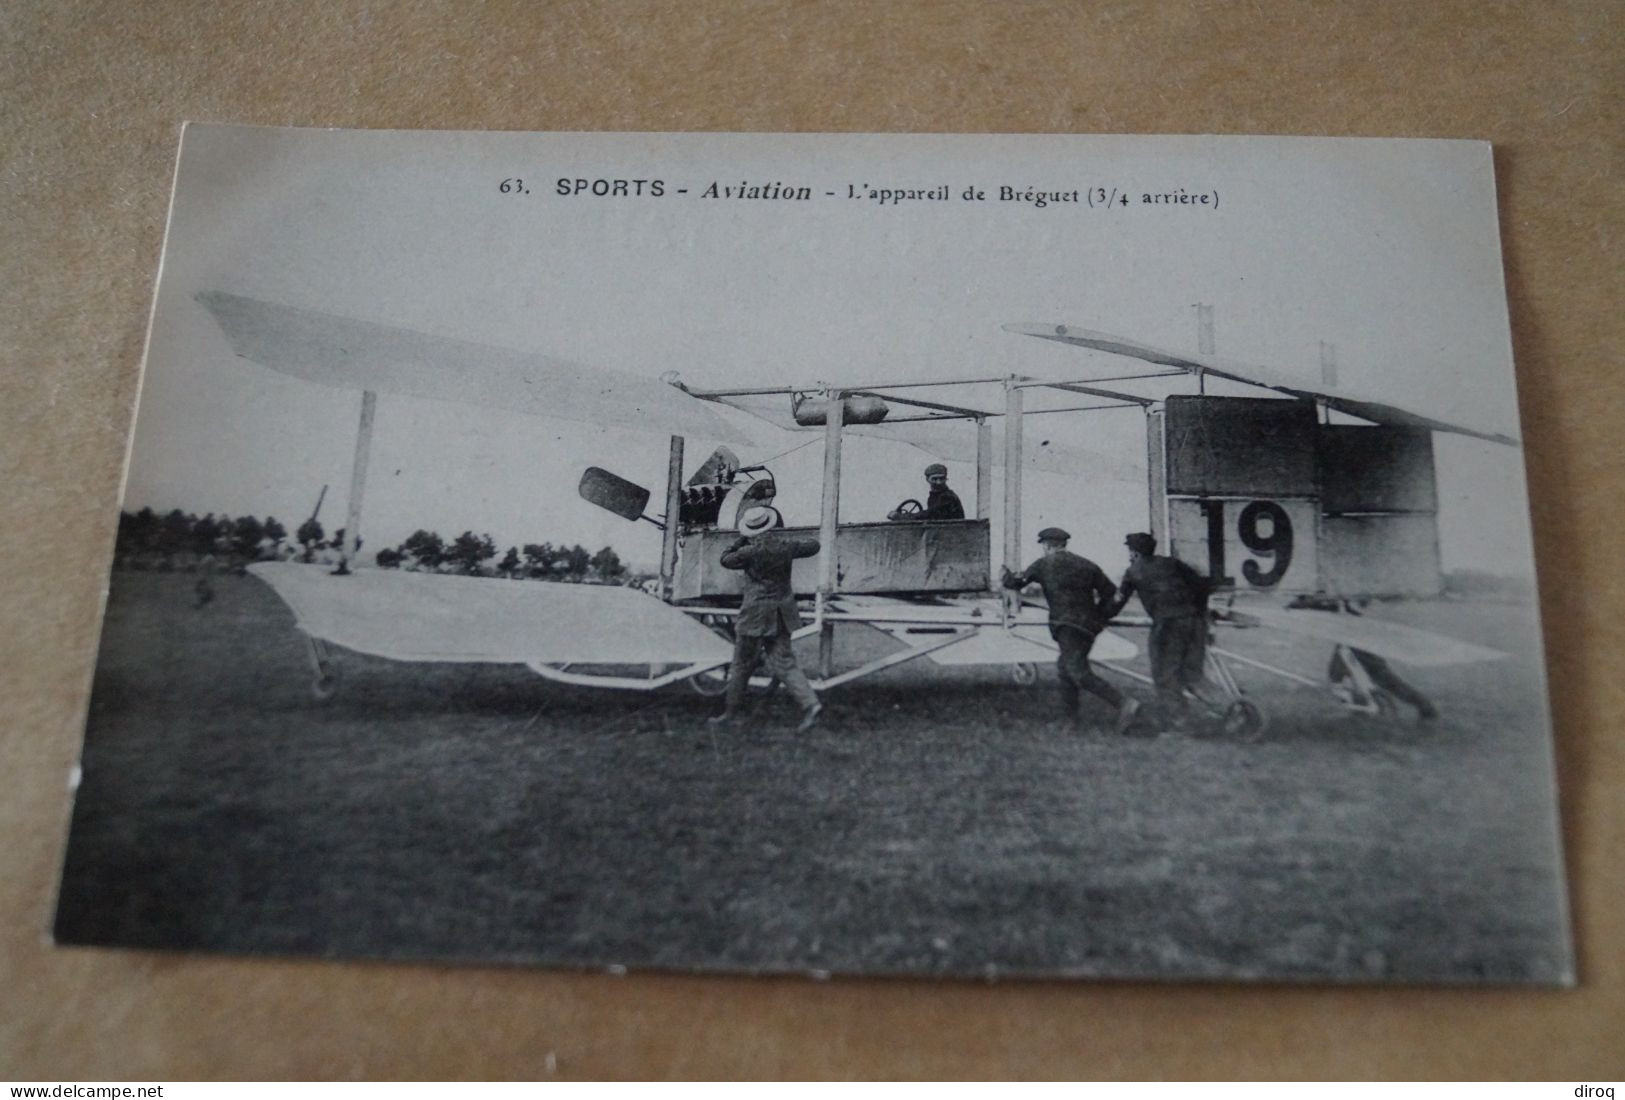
[
  {"xmin": 1230, "ymin": 604, "xmax": 1507, "ymax": 667},
  {"xmin": 198, "ymin": 291, "xmax": 754, "ymax": 444},
  {"xmin": 249, "ymin": 563, "xmax": 734, "ymax": 665},
  {"xmin": 1004, "ymin": 323, "xmax": 1520, "ymax": 447}
]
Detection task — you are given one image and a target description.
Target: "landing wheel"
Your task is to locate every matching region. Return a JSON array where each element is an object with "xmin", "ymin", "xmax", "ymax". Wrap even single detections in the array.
[
  {"xmin": 1222, "ymin": 699, "xmax": 1267, "ymax": 741},
  {"xmin": 689, "ymin": 666, "xmax": 731, "ymax": 696},
  {"xmin": 1010, "ymin": 662, "xmax": 1038, "ymax": 685},
  {"xmin": 312, "ymin": 666, "xmax": 341, "ymax": 701},
  {"xmin": 690, "ymin": 614, "xmax": 736, "ymax": 696}
]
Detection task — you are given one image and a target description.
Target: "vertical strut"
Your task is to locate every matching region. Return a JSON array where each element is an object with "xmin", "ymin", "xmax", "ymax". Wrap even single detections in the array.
[
  {"xmin": 818, "ymin": 388, "xmax": 844, "ymax": 677},
  {"xmin": 660, "ymin": 435, "xmax": 684, "ymax": 600},
  {"xmin": 976, "ymin": 415, "xmax": 994, "ymax": 589},
  {"xmin": 1002, "ymin": 378, "xmax": 1023, "ymax": 621},
  {"xmin": 339, "ymin": 390, "xmax": 376, "ymax": 573}
]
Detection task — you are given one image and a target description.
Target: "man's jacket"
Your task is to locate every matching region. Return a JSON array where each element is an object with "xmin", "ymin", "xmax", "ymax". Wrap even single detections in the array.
[
  {"xmin": 720, "ymin": 534, "xmax": 821, "ymax": 636},
  {"xmin": 1117, "ymin": 555, "xmax": 1211, "ymax": 620},
  {"xmin": 1004, "ymin": 550, "xmax": 1118, "ymax": 634},
  {"xmin": 924, "ymin": 486, "xmax": 965, "ymax": 520}
]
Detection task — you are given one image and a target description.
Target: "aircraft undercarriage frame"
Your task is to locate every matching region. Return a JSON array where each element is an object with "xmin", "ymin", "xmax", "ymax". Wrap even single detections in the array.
[
  {"xmin": 295, "ymin": 617, "xmax": 985, "ymax": 700},
  {"xmin": 299, "ymin": 615, "xmax": 1399, "ymax": 736},
  {"xmin": 1098, "ymin": 645, "xmax": 1268, "ymax": 739},
  {"xmin": 1096, "ymin": 636, "xmax": 1413, "ymax": 735},
  {"xmin": 683, "ymin": 616, "xmax": 980, "ymax": 695}
]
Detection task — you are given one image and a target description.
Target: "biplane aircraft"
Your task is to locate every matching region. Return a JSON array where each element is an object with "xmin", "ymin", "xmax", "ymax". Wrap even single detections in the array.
[{"xmin": 196, "ymin": 291, "xmax": 1515, "ymax": 734}]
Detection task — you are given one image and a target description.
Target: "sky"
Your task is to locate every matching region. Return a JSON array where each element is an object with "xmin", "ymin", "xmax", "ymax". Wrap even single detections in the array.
[{"xmin": 123, "ymin": 127, "xmax": 1536, "ymax": 580}]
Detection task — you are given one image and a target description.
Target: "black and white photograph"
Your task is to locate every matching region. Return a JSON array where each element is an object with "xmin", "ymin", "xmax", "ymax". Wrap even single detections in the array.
[{"xmin": 54, "ymin": 125, "xmax": 1572, "ymax": 984}]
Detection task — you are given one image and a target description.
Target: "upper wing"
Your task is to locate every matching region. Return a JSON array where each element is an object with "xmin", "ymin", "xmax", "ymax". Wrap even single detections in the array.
[
  {"xmin": 249, "ymin": 562, "xmax": 734, "ymax": 665},
  {"xmin": 1003, "ymin": 323, "xmax": 1520, "ymax": 447},
  {"xmin": 198, "ymin": 291, "xmax": 754, "ymax": 444}
]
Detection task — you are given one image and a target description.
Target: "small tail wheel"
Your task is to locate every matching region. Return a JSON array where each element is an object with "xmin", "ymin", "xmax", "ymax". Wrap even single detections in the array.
[
  {"xmin": 1011, "ymin": 662, "xmax": 1038, "ymax": 685},
  {"xmin": 1222, "ymin": 698, "xmax": 1267, "ymax": 741},
  {"xmin": 312, "ymin": 666, "xmax": 341, "ymax": 701},
  {"xmin": 1371, "ymin": 689, "xmax": 1400, "ymax": 722}
]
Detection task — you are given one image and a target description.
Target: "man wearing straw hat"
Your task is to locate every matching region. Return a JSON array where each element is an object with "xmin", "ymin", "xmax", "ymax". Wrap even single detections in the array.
[{"xmin": 709, "ymin": 506, "xmax": 824, "ymax": 731}]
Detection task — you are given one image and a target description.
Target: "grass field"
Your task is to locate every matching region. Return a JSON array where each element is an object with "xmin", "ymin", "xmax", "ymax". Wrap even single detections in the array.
[{"xmin": 54, "ymin": 571, "xmax": 1572, "ymax": 983}]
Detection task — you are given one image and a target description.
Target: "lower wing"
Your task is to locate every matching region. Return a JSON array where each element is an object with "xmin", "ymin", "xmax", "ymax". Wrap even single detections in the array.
[{"xmin": 249, "ymin": 562, "xmax": 733, "ymax": 666}]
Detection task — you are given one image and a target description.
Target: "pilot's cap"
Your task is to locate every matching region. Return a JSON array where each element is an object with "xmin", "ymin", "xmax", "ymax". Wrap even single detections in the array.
[
  {"xmin": 738, "ymin": 507, "xmax": 778, "ymax": 536},
  {"xmin": 924, "ymin": 463, "xmax": 948, "ymax": 479},
  {"xmin": 1125, "ymin": 532, "xmax": 1157, "ymax": 555},
  {"xmin": 1037, "ymin": 527, "xmax": 1071, "ymax": 544}
]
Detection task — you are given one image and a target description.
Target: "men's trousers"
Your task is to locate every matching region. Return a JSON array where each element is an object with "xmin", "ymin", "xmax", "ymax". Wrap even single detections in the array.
[
  {"xmin": 725, "ymin": 626, "xmax": 818, "ymax": 712},
  {"xmin": 1050, "ymin": 623, "xmax": 1124, "ymax": 713},
  {"xmin": 1148, "ymin": 614, "xmax": 1207, "ymax": 715}
]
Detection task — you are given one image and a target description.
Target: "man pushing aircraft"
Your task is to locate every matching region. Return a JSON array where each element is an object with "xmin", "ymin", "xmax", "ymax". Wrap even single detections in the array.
[
  {"xmin": 1105, "ymin": 532, "xmax": 1214, "ymax": 729},
  {"xmin": 1003, "ymin": 527, "xmax": 1141, "ymax": 734}
]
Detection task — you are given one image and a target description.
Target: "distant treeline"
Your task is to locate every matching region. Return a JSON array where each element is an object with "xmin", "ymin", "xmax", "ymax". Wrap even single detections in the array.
[
  {"xmin": 112, "ymin": 507, "xmax": 631, "ymax": 583},
  {"xmin": 376, "ymin": 530, "xmax": 627, "ymax": 582}
]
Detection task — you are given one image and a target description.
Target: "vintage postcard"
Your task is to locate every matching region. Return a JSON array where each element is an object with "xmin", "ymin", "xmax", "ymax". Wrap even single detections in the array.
[{"xmin": 55, "ymin": 126, "xmax": 1572, "ymax": 984}]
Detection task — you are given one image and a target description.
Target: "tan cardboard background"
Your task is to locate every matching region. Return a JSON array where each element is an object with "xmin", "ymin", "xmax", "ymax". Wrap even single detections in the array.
[{"xmin": 3, "ymin": 0, "xmax": 1621, "ymax": 1080}]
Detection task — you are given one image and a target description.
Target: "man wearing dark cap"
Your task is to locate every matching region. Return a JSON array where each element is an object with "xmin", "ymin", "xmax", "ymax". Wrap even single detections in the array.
[
  {"xmin": 889, "ymin": 463, "xmax": 965, "ymax": 522},
  {"xmin": 1107, "ymin": 532, "xmax": 1214, "ymax": 727},
  {"xmin": 1003, "ymin": 527, "xmax": 1140, "ymax": 733},
  {"xmin": 710, "ymin": 506, "xmax": 823, "ymax": 732}
]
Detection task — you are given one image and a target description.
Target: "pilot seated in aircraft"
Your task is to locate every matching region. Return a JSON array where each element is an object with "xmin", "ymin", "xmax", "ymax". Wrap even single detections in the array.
[
  {"xmin": 1003, "ymin": 527, "xmax": 1141, "ymax": 734},
  {"xmin": 709, "ymin": 506, "xmax": 824, "ymax": 733},
  {"xmin": 888, "ymin": 463, "xmax": 966, "ymax": 522},
  {"xmin": 1106, "ymin": 532, "xmax": 1214, "ymax": 730}
]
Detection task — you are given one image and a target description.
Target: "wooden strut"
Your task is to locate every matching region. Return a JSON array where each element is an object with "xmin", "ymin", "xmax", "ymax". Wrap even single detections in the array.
[
  {"xmin": 847, "ymin": 402, "xmax": 1140, "ymax": 424},
  {"xmin": 528, "ymin": 656, "xmax": 732, "ymax": 692},
  {"xmin": 1019, "ymin": 378, "xmax": 1154, "ymax": 406},
  {"xmin": 817, "ymin": 387, "xmax": 844, "ymax": 678},
  {"xmin": 1001, "ymin": 377, "xmax": 1023, "ymax": 624},
  {"xmin": 339, "ymin": 389, "xmax": 377, "ymax": 573},
  {"xmin": 689, "ymin": 375, "xmax": 1009, "ymax": 398},
  {"xmin": 659, "ymin": 435, "xmax": 684, "ymax": 600},
  {"xmin": 683, "ymin": 604, "xmax": 1083, "ymax": 628},
  {"xmin": 975, "ymin": 416, "xmax": 993, "ymax": 526},
  {"xmin": 1210, "ymin": 646, "xmax": 1324, "ymax": 689},
  {"xmin": 807, "ymin": 632, "xmax": 967, "ymax": 690},
  {"xmin": 849, "ymin": 389, "xmax": 990, "ymax": 418}
]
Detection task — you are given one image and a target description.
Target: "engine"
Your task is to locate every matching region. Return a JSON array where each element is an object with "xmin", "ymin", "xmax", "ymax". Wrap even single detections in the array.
[{"xmin": 679, "ymin": 471, "xmax": 778, "ymax": 530}]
